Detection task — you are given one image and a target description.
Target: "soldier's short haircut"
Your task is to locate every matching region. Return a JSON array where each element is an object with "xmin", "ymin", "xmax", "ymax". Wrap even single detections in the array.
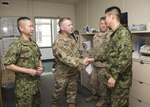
[
  {"xmin": 105, "ymin": 6, "xmax": 121, "ymax": 21},
  {"xmin": 58, "ymin": 17, "xmax": 71, "ymax": 27},
  {"xmin": 100, "ymin": 16, "xmax": 106, "ymax": 21},
  {"xmin": 17, "ymin": 17, "xmax": 31, "ymax": 32},
  {"xmin": 58, "ymin": 17, "xmax": 71, "ymax": 33}
]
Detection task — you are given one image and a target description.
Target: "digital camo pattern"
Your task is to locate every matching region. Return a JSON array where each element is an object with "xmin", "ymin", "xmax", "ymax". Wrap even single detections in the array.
[
  {"xmin": 105, "ymin": 24, "xmax": 132, "ymax": 107},
  {"xmin": 52, "ymin": 34, "xmax": 83, "ymax": 104},
  {"xmin": 89, "ymin": 30, "xmax": 111, "ymax": 97},
  {"xmin": 4, "ymin": 36, "xmax": 41, "ymax": 107},
  {"xmin": 93, "ymin": 30, "xmax": 111, "ymax": 59}
]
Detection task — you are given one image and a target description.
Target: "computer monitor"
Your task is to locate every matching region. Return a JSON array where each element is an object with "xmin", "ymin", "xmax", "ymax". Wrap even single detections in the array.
[{"xmin": 121, "ymin": 12, "xmax": 128, "ymax": 27}]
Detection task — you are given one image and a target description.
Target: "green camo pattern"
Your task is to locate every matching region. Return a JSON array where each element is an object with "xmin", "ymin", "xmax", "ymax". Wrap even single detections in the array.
[
  {"xmin": 4, "ymin": 36, "xmax": 41, "ymax": 107},
  {"xmin": 105, "ymin": 24, "xmax": 132, "ymax": 107},
  {"xmin": 51, "ymin": 34, "xmax": 83, "ymax": 103}
]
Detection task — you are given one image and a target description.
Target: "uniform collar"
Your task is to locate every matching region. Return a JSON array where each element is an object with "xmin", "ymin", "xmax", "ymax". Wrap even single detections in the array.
[
  {"xmin": 113, "ymin": 24, "xmax": 122, "ymax": 32},
  {"xmin": 18, "ymin": 36, "xmax": 36, "ymax": 46}
]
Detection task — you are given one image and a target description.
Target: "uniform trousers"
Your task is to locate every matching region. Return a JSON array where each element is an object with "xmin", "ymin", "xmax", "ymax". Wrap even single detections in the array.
[
  {"xmin": 15, "ymin": 76, "xmax": 40, "ymax": 107},
  {"xmin": 52, "ymin": 71, "xmax": 78, "ymax": 104},
  {"xmin": 107, "ymin": 87, "xmax": 130, "ymax": 107}
]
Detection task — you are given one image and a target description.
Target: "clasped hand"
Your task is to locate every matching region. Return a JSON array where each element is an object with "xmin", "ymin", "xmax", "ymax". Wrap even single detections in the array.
[
  {"xmin": 107, "ymin": 77, "xmax": 116, "ymax": 88},
  {"xmin": 28, "ymin": 66, "xmax": 43, "ymax": 76},
  {"xmin": 83, "ymin": 57, "xmax": 94, "ymax": 65}
]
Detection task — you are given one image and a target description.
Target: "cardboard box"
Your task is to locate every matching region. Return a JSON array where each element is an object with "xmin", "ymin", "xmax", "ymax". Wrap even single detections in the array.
[{"xmin": 1, "ymin": 70, "xmax": 15, "ymax": 85}]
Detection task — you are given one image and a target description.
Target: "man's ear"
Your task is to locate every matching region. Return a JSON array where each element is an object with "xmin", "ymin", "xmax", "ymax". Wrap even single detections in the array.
[
  {"xmin": 19, "ymin": 25, "xmax": 24, "ymax": 32},
  {"xmin": 111, "ymin": 14, "xmax": 115, "ymax": 20},
  {"xmin": 61, "ymin": 26, "xmax": 65, "ymax": 31}
]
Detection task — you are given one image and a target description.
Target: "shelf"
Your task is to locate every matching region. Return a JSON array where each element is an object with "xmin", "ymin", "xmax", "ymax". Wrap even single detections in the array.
[
  {"xmin": 131, "ymin": 30, "xmax": 150, "ymax": 34},
  {"xmin": 81, "ymin": 33, "xmax": 95, "ymax": 36},
  {"xmin": 132, "ymin": 52, "xmax": 150, "ymax": 62},
  {"xmin": 132, "ymin": 52, "xmax": 140, "ymax": 60}
]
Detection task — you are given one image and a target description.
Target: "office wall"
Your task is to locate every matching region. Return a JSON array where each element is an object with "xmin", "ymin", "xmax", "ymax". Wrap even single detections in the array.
[
  {"xmin": 75, "ymin": 0, "xmax": 88, "ymax": 32},
  {"xmin": 75, "ymin": 0, "xmax": 150, "ymax": 32},
  {"xmin": 124, "ymin": 0, "xmax": 150, "ymax": 24},
  {"xmin": 1, "ymin": 0, "xmax": 150, "ymax": 35},
  {"xmin": 0, "ymin": 0, "xmax": 29, "ymax": 17},
  {"xmin": 31, "ymin": 1, "xmax": 75, "ymax": 23},
  {"xmin": 0, "ymin": 0, "xmax": 75, "ymax": 28},
  {"xmin": 0, "ymin": 0, "xmax": 75, "ymax": 62}
]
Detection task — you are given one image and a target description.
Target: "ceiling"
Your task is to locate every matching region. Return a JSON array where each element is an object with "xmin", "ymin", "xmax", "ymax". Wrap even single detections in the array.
[{"xmin": 30, "ymin": 0, "xmax": 85, "ymax": 5}]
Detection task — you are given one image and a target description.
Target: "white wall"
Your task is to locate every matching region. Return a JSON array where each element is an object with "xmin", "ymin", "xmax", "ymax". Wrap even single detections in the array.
[
  {"xmin": 75, "ymin": 0, "xmax": 150, "ymax": 32},
  {"xmin": 75, "ymin": 0, "xmax": 88, "ymax": 32},
  {"xmin": 0, "ymin": 0, "xmax": 75, "ymax": 59},
  {"xmin": 31, "ymin": 1, "xmax": 75, "ymax": 23},
  {"xmin": 1, "ymin": 0, "xmax": 150, "ymax": 59},
  {"xmin": 124, "ymin": 0, "xmax": 150, "ymax": 24},
  {"xmin": 1, "ymin": 0, "xmax": 150, "ymax": 33},
  {"xmin": 0, "ymin": 0, "xmax": 75, "ymax": 29},
  {"xmin": 0, "ymin": 0, "xmax": 29, "ymax": 17}
]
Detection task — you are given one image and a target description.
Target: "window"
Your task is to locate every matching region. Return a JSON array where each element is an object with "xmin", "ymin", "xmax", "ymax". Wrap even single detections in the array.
[{"xmin": 35, "ymin": 17, "xmax": 59, "ymax": 47}]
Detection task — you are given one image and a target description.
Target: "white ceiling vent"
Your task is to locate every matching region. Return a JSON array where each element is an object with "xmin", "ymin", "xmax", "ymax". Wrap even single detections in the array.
[{"xmin": 1, "ymin": 0, "xmax": 10, "ymax": 6}]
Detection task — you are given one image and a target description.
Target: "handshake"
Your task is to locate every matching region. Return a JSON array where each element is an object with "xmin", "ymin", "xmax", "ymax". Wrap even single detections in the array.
[{"xmin": 83, "ymin": 57, "xmax": 94, "ymax": 65}]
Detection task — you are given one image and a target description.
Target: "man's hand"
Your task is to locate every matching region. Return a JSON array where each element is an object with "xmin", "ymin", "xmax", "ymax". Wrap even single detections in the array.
[
  {"xmin": 83, "ymin": 57, "xmax": 94, "ymax": 65},
  {"xmin": 27, "ymin": 67, "xmax": 43, "ymax": 76},
  {"xmin": 36, "ymin": 66, "xmax": 44, "ymax": 76},
  {"xmin": 27, "ymin": 69, "xmax": 38, "ymax": 76},
  {"xmin": 107, "ymin": 77, "xmax": 116, "ymax": 88}
]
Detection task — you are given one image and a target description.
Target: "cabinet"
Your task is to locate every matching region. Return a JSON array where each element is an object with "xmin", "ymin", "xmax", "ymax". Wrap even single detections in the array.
[
  {"xmin": 0, "ymin": 39, "xmax": 2, "ymax": 107},
  {"xmin": 79, "ymin": 33, "xmax": 95, "ymax": 50},
  {"xmin": 0, "ymin": 18, "xmax": 18, "ymax": 85},
  {"xmin": 129, "ymin": 31, "xmax": 150, "ymax": 107},
  {"xmin": 0, "ymin": 18, "xmax": 18, "ymax": 107},
  {"xmin": 79, "ymin": 33, "xmax": 95, "ymax": 89}
]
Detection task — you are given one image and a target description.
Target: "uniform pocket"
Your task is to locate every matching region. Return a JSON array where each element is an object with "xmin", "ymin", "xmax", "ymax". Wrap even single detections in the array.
[{"xmin": 20, "ymin": 50, "xmax": 32, "ymax": 59}]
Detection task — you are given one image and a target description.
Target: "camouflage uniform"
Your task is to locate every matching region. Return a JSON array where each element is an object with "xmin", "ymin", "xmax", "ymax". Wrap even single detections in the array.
[
  {"xmin": 52, "ymin": 33, "xmax": 84, "ymax": 104},
  {"xmin": 89, "ymin": 30, "xmax": 111, "ymax": 97},
  {"xmin": 103, "ymin": 24, "xmax": 132, "ymax": 107},
  {"xmin": 4, "ymin": 36, "xmax": 41, "ymax": 107}
]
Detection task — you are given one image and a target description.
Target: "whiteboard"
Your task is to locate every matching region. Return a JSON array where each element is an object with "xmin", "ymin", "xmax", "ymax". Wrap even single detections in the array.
[{"xmin": 40, "ymin": 48, "xmax": 54, "ymax": 60}]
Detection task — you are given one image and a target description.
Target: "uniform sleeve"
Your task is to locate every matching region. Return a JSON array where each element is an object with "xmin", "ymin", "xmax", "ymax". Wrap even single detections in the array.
[
  {"xmin": 37, "ymin": 47, "xmax": 42, "ymax": 59},
  {"xmin": 105, "ymin": 30, "xmax": 132, "ymax": 80},
  {"xmin": 33, "ymin": 41, "xmax": 42, "ymax": 59},
  {"xmin": 4, "ymin": 43, "xmax": 19, "ymax": 65},
  {"xmin": 92, "ymin": 52, "xmax": 107, "ymax": 63},
  {"xmin": 53, "ymin": 40, "xmax": 84, "ymax": 69},
  {"xmin": 94, "ymin": 53, "xmax": 107, "ymax": 61},
  {"xmin": 92, "ymin": 32, "xmax": 110, "ymax": 61}
]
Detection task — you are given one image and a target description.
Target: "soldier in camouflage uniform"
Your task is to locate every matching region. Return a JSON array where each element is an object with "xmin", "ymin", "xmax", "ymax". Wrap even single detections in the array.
[
  {"xmin": 4, "ymin": 17, "xmax": 43, "ymax": 107},
  {"xmin": 85, "ymin": 17, "xmax": 112, "ymax": 107},
  {"xmin": 96, "ymin": 6, "xmax": 132, "ymax": 107},
  {"xmin": 51, "ymin": 17, "xmax": 94, "ymax": 107}
]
